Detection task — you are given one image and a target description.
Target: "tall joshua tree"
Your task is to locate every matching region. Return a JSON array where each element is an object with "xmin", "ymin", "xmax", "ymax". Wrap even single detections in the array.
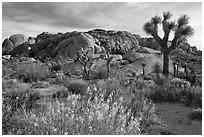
[{"xmin": 143, "ymin": 12, "xmax": 194, "ymax": 75}]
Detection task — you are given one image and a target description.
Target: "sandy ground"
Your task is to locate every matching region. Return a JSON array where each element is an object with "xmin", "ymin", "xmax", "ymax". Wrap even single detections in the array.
[{"xmin": 148, "ymin": 103, "xmax": 202, "ymax": 135}]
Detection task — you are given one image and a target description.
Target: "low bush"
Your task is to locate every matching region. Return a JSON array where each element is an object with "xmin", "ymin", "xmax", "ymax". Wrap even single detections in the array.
[
  {"xmin": 92, "ymin": 69, "xmax": 108, "ymax": 79},
  {"xmin": 52, "ymin": 89, "xmax": 70, "ymax": 98},
  {"xmin": 188, "ymin": 108, "xmax": 202, "ymax": 121},
  {"xmin": 180, "ymin": 86, "xmax": 202, "ymax": 107},
  {"xmin": 15, "ymin": 62, "xmax": 51, "ymax": 83},
  {"xmin": 66, "ymin": 80, "xmax": 88, "ymax": 95}
]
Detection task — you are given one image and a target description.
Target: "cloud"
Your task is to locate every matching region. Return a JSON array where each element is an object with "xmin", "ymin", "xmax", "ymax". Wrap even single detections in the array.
[{"xmin": 2, "ymin": 2, "xmax": 202, "ymax": 50}]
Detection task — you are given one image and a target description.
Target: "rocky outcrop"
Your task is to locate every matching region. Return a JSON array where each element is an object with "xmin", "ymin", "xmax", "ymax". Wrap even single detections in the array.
[
  {"xmin": 5, "ymin": 29, "xmax": 140, "ymax": 60},
  {"xmin": 2, "ymin": 29, "xmax": 201, "ymax": 77},
  {"xmin": 2, "ymin": 34, "xmax": 27, "ymax": 55}
]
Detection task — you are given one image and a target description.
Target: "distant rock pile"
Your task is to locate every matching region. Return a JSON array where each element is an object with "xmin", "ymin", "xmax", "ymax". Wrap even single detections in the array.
[{"xmin": 2, "ymin": 29, "xmax": 202, "ymax": 75}]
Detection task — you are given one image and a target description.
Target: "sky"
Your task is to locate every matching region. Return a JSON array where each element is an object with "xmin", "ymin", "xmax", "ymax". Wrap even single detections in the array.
[{"xmin": 2, "ymin": 2, "xmax": 202, "ymax": 50}]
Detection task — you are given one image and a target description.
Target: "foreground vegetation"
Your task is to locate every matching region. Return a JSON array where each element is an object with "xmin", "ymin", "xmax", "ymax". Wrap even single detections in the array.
[{"xmin": 2, "ymin": 58, "xmax": 202, "ymax": 135}]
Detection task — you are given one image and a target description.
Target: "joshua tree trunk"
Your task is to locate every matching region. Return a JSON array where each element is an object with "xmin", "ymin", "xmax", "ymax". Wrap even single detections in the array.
[
  {"xmin": 142, "ymin": 67, "xmax": 145, "ymax": 75},
  {"xmin": 107, "ymin": 58, "xmax": 112, "ymax": 78},
  {"xmin": 163, "ymin": 51, "xmax": 170, "ymax": 76},
  {"xmin": 83, "ymin": 65, "xmax": 89, "ymax": 79},
  {"xmin": 173, "ymin": 64, "xmax": 176, "ymax": 76}
]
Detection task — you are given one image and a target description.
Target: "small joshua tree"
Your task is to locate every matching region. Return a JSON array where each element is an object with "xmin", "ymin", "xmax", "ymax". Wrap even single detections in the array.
[
  {"xmin": 176, "ymin": 60, "xmax": 180, "ymax": 75},
  {"xmin": 101, "ymin": 39, "xmax": 114, "ymax": 78},
  {"xmin": 183, "ymin": 63, "xmax": 188, "ymax": 76},
  {"xmin": 75, "ymin": 47, "xmax": 94, "ymax": 80},
  {"xmin": 143, "ymin": 12, "xmax": 194, "ymax": 75},
  {"xmin": 141, "ymin": 62, "xmax": 146, "ymax": 75},
  {"xmin": 172, "ymin": 62, "xmax": 176, "ymax": 76},
  {"xmin": 153, "ymin": 61, "xmax": 162, "ymax": 78}
]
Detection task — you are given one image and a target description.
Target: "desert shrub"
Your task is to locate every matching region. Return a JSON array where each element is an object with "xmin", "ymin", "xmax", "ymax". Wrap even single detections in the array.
[
  {"xmin": 15, "ymin": 62, "xmax": 51, "ymax": 83},
  {"xmin": 2, "ymin": 79, "xmax": 41, "ymax": 134},
  {"xmin": 188, "ymin": 108, "xmax": 202, "ymax": 121},
  {"xmin": 148, "ymin": 76, "xmax": 202, "ymax": 106},
  {"xmin": 66, "ymin": 80, "xmax": 88, "ymax": 95},
  {"xmin": 180, "ymin": 86, "xmax": 202, "ymax": 107},
  {"xmin": 3, "ymin": 85, "xmax": 41, "ymax": 113},
  {"xmin": 3, "ymin": 59, "xmax": 51, "ymax": 83},
  {"xmin": 3, "ymin": 78, "xmax": 158, "ymax": 135},
  {"xmin": 92, "ymin": 69, "xmax": 108, "ymax": 79}
]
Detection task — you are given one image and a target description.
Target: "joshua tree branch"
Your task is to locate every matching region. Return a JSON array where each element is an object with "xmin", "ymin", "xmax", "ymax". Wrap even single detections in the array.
[
  {"xmin": 152, "ymin": 32, "xmax": 163, "ymax": 45},
  {"xmin": 168, "ymin": 34, "xmax": 180, "ymax": 51},
  {"xmin": 162, "ymin": 21, "xmax": 170, "ymax": 44}
]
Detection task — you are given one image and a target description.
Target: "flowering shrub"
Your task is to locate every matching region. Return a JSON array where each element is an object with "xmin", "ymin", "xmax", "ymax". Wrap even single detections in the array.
[
  {"xmin": 148, "ymin": 76, "xmax": 202, "ymax": 106},
  {"xmin": 171, "ymin": 77, "xmax": 191, "ymax": 90},
  {"xmin": 3, "ymin": 78, "xmax": 157, "ymax": 135}
]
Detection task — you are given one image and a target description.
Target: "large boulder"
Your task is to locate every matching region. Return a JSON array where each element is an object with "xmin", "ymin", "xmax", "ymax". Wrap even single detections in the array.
[
  {"xmin": 138, "ymin": 46, "xmax": 161, "ymax": 54},
  {"xmin": 138, "ymin": 37, "xmax": 160, "ymax": 50},
  {"xmin": 52, "ymin": 32, "xmax": 98, "ymax": 58},
  {"xmin": 178, "ymin": 42, "xmax": 191, "ymax": 53},
  {"xmin": 124, "ymin": 53, "xmax": 173, "ymax": 75},
  {"xmin": 170, "ymin": 48, "xmax": 185, "ymax": 55},
  {"xmin": 123, "ymin": 52, "xmax": 146, "ymax": 62},
  {"xmin": 123, "ymin": 46, "xmax": 161, "ymax": 62},
  {"xmin": 2, "ymin": 38, "xmax": 14, "ymax": 55},
  {"xmin": 9, "ymin": 34, "xmax": 27, "ymax": 47},
  {"xmin": 9, "ymin": 42, "xmax": 30, "ymax": 57},
  {"xmin": 87, "ymin": 29, "xmax": 140, "ymax": 55}
]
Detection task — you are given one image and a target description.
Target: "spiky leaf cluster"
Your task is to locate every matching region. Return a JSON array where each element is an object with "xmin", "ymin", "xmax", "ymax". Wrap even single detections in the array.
[
  {"xmin": 167, "ymin": 21, "xmax": 176, "ymax": 30},
  {"xmin": 177, "ymin": 15, "xmax": 190, "ymax": 28},
  {"xmin": 143, "ymin": 22, "xmax": 155, "ymax": 35},
  {"xmin": 151, "ymin": 15, "xmax": 162, "ymax": 25},
  {"xmin": 143, "ymin": 12, "xmax": 194, "ymax": 39},
  {"xmin": 163, "ymin": 12, "xmax": 172, "ymax": 20},
  {"xmin": 176, "ymin": 25, "xmax": 194, "ymax": 38}
]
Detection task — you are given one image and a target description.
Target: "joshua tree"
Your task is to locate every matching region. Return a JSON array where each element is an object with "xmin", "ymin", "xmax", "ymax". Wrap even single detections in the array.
[
  {"xmin": 153, "ymin": 61, "xmax": 162, "ymax": 78},
  {"xmin": 143, "ymin": 12, "xmax": 194, "ymax": 75},
  {"xmin": 75, "ymin": 47, "xmax": 94, "ymax": 80}
]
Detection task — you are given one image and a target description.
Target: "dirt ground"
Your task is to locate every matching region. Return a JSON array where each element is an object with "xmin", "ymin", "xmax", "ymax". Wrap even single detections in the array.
[{"xmin": 148, "ymin": 103, "xmax": 202, "ymax": 135}]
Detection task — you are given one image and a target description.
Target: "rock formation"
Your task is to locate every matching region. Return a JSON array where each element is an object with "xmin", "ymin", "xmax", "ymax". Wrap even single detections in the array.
[{"xmin": 2, "ymin": 29, "xmax": 201, "ymax": 76}]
